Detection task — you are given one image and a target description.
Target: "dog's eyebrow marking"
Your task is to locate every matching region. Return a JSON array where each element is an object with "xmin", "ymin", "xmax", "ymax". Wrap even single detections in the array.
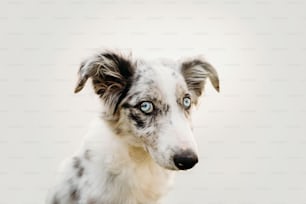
[
  {"xmin": 121, "ymin": 91, "xmax": 142, "ymax": 107},
  {"xmin": 121, "ymin": 103, "xmax": 132, "ymax": 109},
  {"xmin": 176, "ymin": 83, "xmax": 190, "ymax": 102}
]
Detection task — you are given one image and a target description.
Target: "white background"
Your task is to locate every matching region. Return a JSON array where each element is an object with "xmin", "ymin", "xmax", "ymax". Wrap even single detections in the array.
[{"xmin": 0, "ymin": 0, "xmax": 306, "ymax": 203}]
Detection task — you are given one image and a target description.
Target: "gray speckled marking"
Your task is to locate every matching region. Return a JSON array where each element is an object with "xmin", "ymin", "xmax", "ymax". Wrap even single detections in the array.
[
  {"xmin": 129, "ymin": 111, "xmax": 145, "ymax": 129},
  {"xmin": 72, "ymin": 156, "xmax": 84, "ymax": 177},
  {"xmin": 70, "ymin": 187, "xmax": 80, "ymax": 201},
  {"xmin": 171, "ymin": 71, "xmax": 178, "ymax": 78},
  {"xmin": 77, "ymin": 166, "xmax": 84, "ymax": 177},
  {"xmin": 73, "ymin": 157, "xmax": 81, "ymax": 169},
  {"xmin": 87, "ymin": 198, "xmax": 97, "ymax": 204},
  {"xmin": 52, "ymin": 196, "xmax": 59, "ymax": 204},
  {"xmin": 84, "ymin": 149, "xmax": 91, "ymax": 160},
  {"xmin": 106, "ymin": 172, "xmax": 119, "ymax": 184}
]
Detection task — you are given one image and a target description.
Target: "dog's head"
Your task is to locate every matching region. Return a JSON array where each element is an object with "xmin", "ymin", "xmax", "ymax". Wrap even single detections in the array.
[{"xmin": 75, "ymin": 50, "xmax": 219, "ymax": 170}]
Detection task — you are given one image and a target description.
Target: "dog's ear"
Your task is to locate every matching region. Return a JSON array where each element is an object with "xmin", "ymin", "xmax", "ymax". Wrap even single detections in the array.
[
  {"xmin": 181, "ymin": 57, "xmax": 219, "ymax": 101},
  {"xmin": 74, "ymin": 51, "xmax": 135, "ymax": 113}
]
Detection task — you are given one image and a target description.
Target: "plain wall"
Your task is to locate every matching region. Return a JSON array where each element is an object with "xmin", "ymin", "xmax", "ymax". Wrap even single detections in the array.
[{"xmin": 0, "ymin": 0, "xmax": 305, "ymax": 203}]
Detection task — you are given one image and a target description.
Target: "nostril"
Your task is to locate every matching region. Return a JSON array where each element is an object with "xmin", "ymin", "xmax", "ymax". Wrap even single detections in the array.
[{"xmin": 173, "ymin": 150, "xmax": 198, "ymax": 170}]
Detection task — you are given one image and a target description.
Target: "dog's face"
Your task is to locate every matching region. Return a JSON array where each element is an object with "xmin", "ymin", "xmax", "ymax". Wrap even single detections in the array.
[{"xmin": 75, "ymin": 51, "xmax": 219, "ymax": 170}]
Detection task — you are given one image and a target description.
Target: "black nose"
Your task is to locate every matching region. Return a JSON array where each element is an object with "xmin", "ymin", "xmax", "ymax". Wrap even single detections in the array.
[{"xmin": 173, "ymin": 150, "xmax": 198, "ymax": 170}]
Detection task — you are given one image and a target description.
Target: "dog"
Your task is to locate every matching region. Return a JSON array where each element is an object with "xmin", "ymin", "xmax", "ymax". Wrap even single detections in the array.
[{"xmin": 46, "ymin": 50, "xmax": 219, "ymax": 204}]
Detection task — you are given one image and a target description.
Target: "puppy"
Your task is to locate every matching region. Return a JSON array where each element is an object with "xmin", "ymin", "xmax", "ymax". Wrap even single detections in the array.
[{"xmin": 47, "ymin": 50, "xmax": 219, "ymax": 204}]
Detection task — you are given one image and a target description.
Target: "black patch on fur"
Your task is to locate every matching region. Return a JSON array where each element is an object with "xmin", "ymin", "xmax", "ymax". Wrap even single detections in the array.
[
  {"xmin": 103, "ymin": 53, "xmax": 134, "ymax": 79},
  {"xmin": 163, "ymin": 104, "xmax": 170, "ymax": 114},
  {"xmin": 72, "ymin": 156, "xmax": 84, "ymax": 177},
  {"xmin": 77, "ymin": 166, "xmax": 84, "ymax": 177},
  {"xmin": 70, "ymin": 188, "xmax": 80, "ymax": 200},
  {"xmin": 135, "ymin": 73, "xmax": 141, "ymax": 82},
  {"xmin": 122, "ymin": 103, "xmax": 132, "ymax": 109},
  {"xmin": 76, "ymin": 51, "xmax": 135, "ymax": 116},
  {"xmin": 73, "ymin": 157, "xmax": 81, "ymax": 169},
  {"xmin": 129, "ymin": 113, "xmax": 145, "ymax": 129},
  {"xmin": 100, "ymin": 52, "xmax": 135, "ymax": 114},
  {"xmin": 113, "ymin": 83, "xmax": 131, "ymax": 114},
  {"xmin": 148, "ymin": 116, "xmax": 157, "ymax": 126}
]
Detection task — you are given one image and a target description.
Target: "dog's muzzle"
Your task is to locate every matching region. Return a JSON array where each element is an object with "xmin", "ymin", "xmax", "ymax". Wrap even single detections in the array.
[{"xmin": 173, "ymin": 150, "xmax": 198, "ymax": 170}]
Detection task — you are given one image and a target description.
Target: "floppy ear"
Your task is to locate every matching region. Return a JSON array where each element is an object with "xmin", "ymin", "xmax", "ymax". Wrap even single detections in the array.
[
  {"xmin": 74, "ymin": 51, "xmax": 135, "ymax": 113},
  {"xmin": 181, "ymin": 57, "xmax": 219, "ymax": 101}
]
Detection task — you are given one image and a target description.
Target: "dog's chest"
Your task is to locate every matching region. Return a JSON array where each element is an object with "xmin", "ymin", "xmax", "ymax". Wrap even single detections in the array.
[{"xmin": 89, "ymin": 161, "xmax": 173, "ymax": 204}]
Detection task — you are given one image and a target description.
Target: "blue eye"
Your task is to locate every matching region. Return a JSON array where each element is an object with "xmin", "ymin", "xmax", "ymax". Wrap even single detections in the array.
[
  {"xmin": 140, "ymin": 101, "xmax": 154, "ymax": 113},
  {"xmin": 183, "ymin": 97, "xmax": 191, "ymax": 109}
]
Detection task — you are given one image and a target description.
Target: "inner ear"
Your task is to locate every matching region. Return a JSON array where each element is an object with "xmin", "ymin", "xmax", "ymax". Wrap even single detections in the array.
[
  {"xmin": 181, "ymin": 57, "xmax": 219, "ymax": 101},
  {"xmin": 74, "ymin": 51, "xmax": 135, "ymax": 114}
]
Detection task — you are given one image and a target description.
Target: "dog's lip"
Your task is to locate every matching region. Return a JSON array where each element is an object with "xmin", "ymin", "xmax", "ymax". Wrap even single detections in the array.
[
  {"xmin": 174, "ymin": 165, "xmax": 196, "ymax": 171},
  {"xmin": 162, "ymin": 165, "xmax": 178, "ymax": 171}
]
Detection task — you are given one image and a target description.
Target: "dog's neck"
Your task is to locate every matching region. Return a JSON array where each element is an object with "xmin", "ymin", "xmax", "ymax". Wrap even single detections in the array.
[
  {"xmin": 128, "ymin": 145, "xmax": 151, "ymax": 163},
  {"xmin": 112, "ymin": 144, "xmax": 173, "ymax": 204},
  {"xmin": 83, "ymin": 118, "xmax": 174, "ymax": 203}
]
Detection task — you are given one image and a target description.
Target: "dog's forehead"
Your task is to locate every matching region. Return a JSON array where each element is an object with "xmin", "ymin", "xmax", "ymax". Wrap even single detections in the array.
[
  {"xmin": 123, "ymin": 59, "xmax": 189, "ymax": 107},
  {"xmin": 135, "ymin": 59, "xmax": 181, "ymax": 83}
]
